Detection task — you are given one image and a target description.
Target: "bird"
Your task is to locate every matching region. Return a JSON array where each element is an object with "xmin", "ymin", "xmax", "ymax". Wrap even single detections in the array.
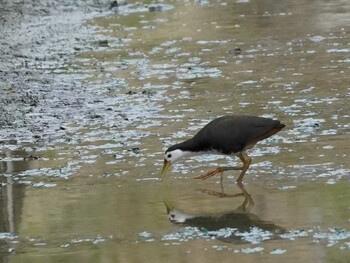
[
  {"xmin": 163, "ymin": 184, "xmax": 286, "ymax": 242},
  {"xmin": 161, "ymin": 115, "xmax": 285, "ymax": 183}
]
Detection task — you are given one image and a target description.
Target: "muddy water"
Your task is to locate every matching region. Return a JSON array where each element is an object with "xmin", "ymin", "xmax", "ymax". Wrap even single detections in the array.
[{"xmin": 1, "ymin": 0, "xmax": 350, "ymax": 262}]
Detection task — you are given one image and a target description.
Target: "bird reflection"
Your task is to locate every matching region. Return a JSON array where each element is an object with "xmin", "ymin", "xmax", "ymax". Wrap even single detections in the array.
[{"xmin": 164, "ymin": 183, "xmax": 285, "ymax": 243}]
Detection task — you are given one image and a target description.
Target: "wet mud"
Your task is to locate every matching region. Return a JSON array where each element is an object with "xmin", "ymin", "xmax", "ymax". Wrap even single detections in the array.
[{"xmin": 1, "ymin": 0, "xmax": 350, "ymax": 262}]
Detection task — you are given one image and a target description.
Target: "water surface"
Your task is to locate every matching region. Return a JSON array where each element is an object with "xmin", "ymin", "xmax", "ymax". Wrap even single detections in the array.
[{"xmin": 1, "ymin": 0, "xmax": 350, "ymax": 262}]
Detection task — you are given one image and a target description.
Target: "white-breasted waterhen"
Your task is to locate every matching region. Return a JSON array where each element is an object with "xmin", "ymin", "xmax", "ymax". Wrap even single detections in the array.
[{"xmin": 161, "ymin": 115, "xmax": 285, "ymax": 183}]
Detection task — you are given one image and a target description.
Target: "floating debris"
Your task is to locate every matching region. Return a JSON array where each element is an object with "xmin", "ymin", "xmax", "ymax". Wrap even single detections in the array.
[
  {"xmin": 161, "ymin": 226, "xmax": 275, "ymax": 244},
  {"xmin": 135, "ymin": 177, "xmax": 160, "ymax": 182},
  {"xmin": 241, "ymin": 246, "xmax": 264, "ymax": 254},
  {"xmin": 236, "ymin": 227, "xmax": 273, "ymax": 244},
  {"xmin": 68, "ymin": 235, "xmax": 112, "ymax": 246},
  {"xmin": 32, "ymin": 182, "xmax": 57, "ymax": 188},
  {"xmin": 270, "ymin": 248, "xmax": 287, "ymax": 254},
  {"xmin": 212, "ymin": 245, "xmax": 227, "ymax": 251},
  {"xmin": 138, "ymin": 231, "xmax": 152, "ymax": 238},
  {"xmin": 313, "ymin": 228, "xmax": 350, "ymax": 247},
  {"xmin": 0, "ymin": 232, "xmax": 17, "ymax": 240},
  {"xmin": 280, "ymin": 229, "xmax": 309, "ymax": 240},
  {"xmin": 309, "ymin": 35, "xmax": 325, "ymax": 42},
  {"xmin": 277, "ymin": 185, "xmax": 296, "ymax": 190},
  {"xmin": 326, "ymin": 48, "xmax": 350, "ymax": 53},
  {"xmin": 340, "ymin": 242, "xmax": 350, "ymax": 250},
  {"xmin": 138, "ymin": 231, "xmax": 155, "ymax": 242}
]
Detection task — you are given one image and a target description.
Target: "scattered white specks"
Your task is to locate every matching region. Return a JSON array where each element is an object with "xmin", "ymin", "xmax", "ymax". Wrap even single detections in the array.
[
  {"xmin": 323, "ymin": 145, "xmax": 334, "ymax": 149},
  {"xmin": 238, "ymin": 80, "xmax": 258, "ymax": 85},
  {"xmin": 0, "ymin": 232, "xmax": 17, "ymax": 240},
  {"xmin": 327, "ymin": 48, "xmax": 350, "ymax": 53},
  {"xmin": 280, "ymin": 229, "xmax": 309, "ymax": 240},
  {"xmin": 138, "ymin": 231, "xmax": 153, "ymax": 238},
  {"xmin": 270, "ymin": 248, "xmax": 287, "ymax": 254},
  {"xmin": 32, "ymin": 182, "xmax": 57, "ymax": 188},
  {"xmin": 212, "ymin": 245, "xmax": 227, "ymax": 251},
  {"xmin": 34, "ymin": 242, "xmax": 47, "ymax": 246},
  {"xmin": 236, "ymin": 227, "xmax": 273, "ymax": 244},
  {"xmin": 136, "ymin": 177, "xmax": 160, "ymax": 182},
  {"xmin": 69, "ymin": 235, "xmax": 111, "ymax": 246},
  {"xmin": 340, "ymin": 242, "xmax": 350, "ymax": 250},
  {"xmin": 313, "ymin": 228, "xmax": 350, "ymax": 247},
  {"xmin": 278, "ymin": 185, "xmax": 296, "ymax": 190},
  {"xmin": 61, "ymin": 243, "xmax": 70, "ymax": 248},
  {"xmin": 309, "ymin": 35, "xmax": 325, "ymax": 42},
  {"xmin": 241, "ymin": 247, "xmax": 264, "ymax": 254},
  {"xmin": 321, "ymin": 129, "xmax": 337, "ymax": 135}
]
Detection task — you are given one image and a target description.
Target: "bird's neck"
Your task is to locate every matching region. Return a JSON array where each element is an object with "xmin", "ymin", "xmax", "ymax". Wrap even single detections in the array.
[
  {"xmin": 174, "ymin": 138, "xmax": 209, "ymax": 155},
  {"xmin": 170, "ymin": 138, "xmax": 216, "ymax": 163}
]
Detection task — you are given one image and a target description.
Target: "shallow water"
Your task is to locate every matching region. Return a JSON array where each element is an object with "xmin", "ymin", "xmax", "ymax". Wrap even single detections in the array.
[{"xmin": 1, "ymin": 0, "xmax": 350, "ymax": 262}]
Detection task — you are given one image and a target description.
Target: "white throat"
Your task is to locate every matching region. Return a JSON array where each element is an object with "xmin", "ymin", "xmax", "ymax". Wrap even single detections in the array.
[{"xmin": 170, "ymin": 149, "xmax": 196, "ymax": 163}]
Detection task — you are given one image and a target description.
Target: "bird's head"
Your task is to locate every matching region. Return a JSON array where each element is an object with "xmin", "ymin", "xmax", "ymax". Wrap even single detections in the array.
[
  {"xmin": 164, "ymin": 199, "xmax": 192, "ymax": 223},
  {"xmin": 161, "ymin": 148, "xmax": 185, "ymax": 177}
]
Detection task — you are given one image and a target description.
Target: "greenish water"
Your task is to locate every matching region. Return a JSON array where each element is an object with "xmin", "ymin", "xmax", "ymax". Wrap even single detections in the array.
[{"xmin": 1, "ymin": 0, "xmax": 350, "ymax": 262}]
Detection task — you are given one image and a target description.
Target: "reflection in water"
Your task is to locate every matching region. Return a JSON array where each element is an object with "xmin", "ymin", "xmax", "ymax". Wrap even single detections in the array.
[
  {"xmin": 1, "ymin": 0, "xmax": 350, "ymax": 260},
  {"xmin": 164, "ymin": 184, "xmax": 285, "ymax": 244},
  {"xmin": 0, "ymin": 149, "xmax": 36, "ymax": 174},
  {"xmin": 0, "ymin": 151, "xmax": 26, "ymax": 255},
  {"xmin": 0, "ymin": 177, "xmax": 15, "ymax": 256}
]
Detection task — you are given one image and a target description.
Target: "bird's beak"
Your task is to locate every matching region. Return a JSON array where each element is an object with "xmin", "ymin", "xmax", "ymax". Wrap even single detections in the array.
[
  {"xmin": 161, "ymin": 159, "xmax": 171, "ymax": 177},
  {"xmin": 163, "ymin": 199, "xmax": 174, "ymax": 214}
]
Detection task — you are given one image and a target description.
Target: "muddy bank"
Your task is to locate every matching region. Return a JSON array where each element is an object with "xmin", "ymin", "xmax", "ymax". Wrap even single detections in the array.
[{"xmin": 0, "ymin": 0, "xmax": 129, "ymax": 145}]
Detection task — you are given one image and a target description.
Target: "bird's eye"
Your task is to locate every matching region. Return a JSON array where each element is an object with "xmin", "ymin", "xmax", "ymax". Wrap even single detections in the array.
[{"xmin": 167, "ymin": 153, "xmax": 172, "ymax": 158}]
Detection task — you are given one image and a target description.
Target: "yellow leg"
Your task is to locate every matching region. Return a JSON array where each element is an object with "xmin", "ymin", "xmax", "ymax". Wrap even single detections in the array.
[
  {"xmin": 194, "ymin": 151, "xmax": 252, "ymax": 183},
  {"xmin": 194, "ymin": 166, "xmax": 243, "ymax": 180},
  {"xmin": 195, "ymin": 182, "xmax": 254, "ymax": 211},
  {"xmin": 236, "ymin": 151, "xmax": 251, "ymax": 183}
]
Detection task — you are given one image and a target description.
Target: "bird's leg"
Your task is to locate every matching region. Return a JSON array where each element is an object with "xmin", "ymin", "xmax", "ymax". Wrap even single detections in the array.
[
  {"xmin": 220, "ymin": 170, "xmax": 224, "ymax": 193},
  {"xmin": 194, "ymin": 166, "xmax": 242, "ymax": 180},
  {"xmin": 236, "ymin": 152, "xmax": 252, "ymax": 183},
  {"xmin": 194, "ymin": 151, "xmax": 252, "ymax": 183},
  {"xmin": 195, "ymin": 188, "xmax": 245, "ymax": 198},
  {"xmin": 236, "ymin": 181, "xmax": 254, "ymax": 211},
  {"xmin": 195, "ymin": 182, "xmax": 254, "ymax": 207}
]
